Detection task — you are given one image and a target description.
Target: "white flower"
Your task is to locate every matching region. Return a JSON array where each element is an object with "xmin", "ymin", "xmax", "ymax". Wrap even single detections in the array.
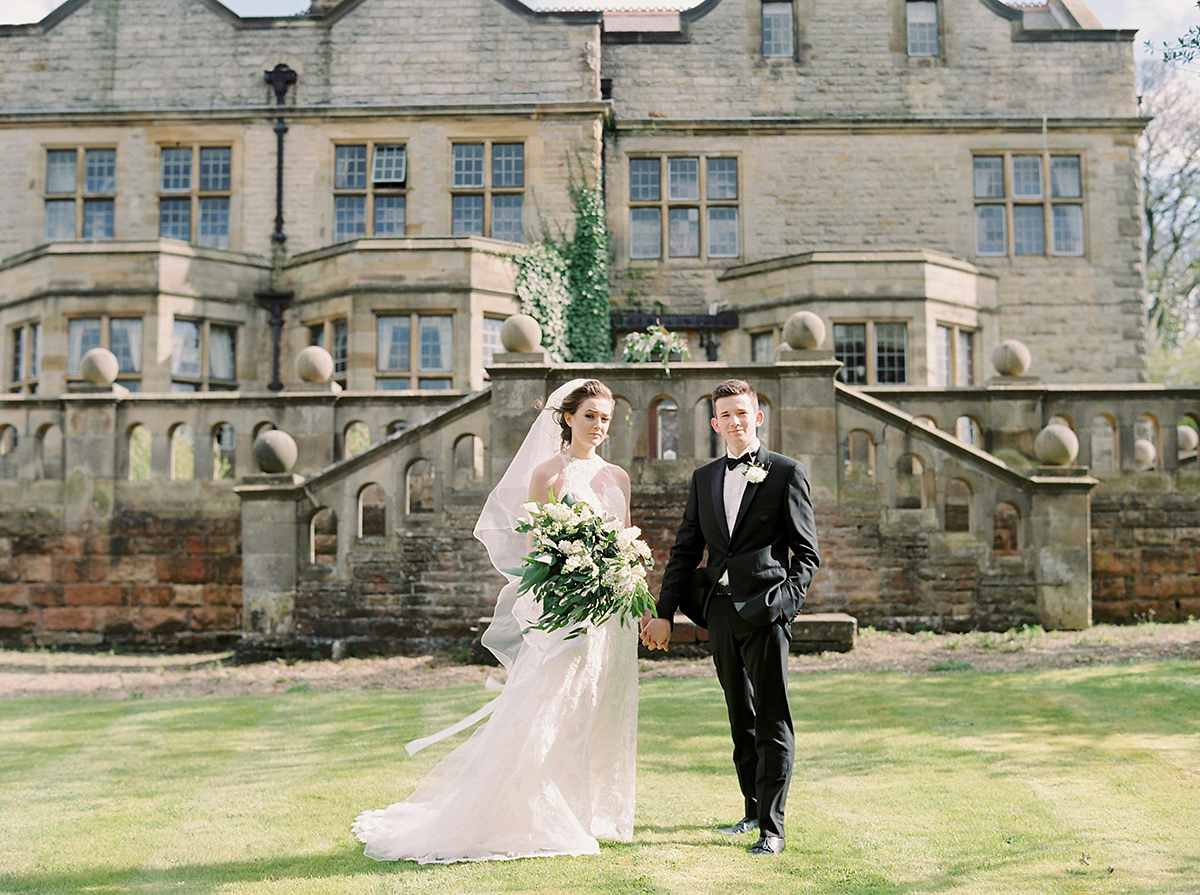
[{"xmin": 742, "ymin": 462, "xmax": 768, "ymax": 484}]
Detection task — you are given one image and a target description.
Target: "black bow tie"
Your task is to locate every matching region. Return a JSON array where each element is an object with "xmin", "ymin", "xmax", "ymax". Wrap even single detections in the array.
[{"xmin": 726, "ymin": 452, "xmax": 756, "ymax": 471}]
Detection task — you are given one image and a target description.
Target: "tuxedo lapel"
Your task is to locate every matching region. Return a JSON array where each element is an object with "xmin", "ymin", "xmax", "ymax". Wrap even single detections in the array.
[
  {"xmin": 730, "ymin": 451, "xmax": 772, "ymax": 538},
  {"xmin": 709, "ymin": 462, "xmax": 731, "ymax": 545}
]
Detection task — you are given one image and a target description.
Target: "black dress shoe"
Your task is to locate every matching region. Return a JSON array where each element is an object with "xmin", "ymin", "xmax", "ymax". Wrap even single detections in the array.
[
  {"xmin": 717, "ymin": 817, "xmax": 759, "ymax": 835},
  {"xmin": 749, "ymin": 834, "xmax": 785, "ymax": 855}
]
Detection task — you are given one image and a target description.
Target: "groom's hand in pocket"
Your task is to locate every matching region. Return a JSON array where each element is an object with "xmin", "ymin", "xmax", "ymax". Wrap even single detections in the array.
[{"xmin": 641, "ymin": 617, "xmax": 671, "ymax": 651}]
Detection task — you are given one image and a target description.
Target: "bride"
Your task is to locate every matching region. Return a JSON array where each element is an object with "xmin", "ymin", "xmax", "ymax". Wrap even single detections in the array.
[{"xmin": 352, "ymin": 379, "xmax": 639, "ymax": 863}]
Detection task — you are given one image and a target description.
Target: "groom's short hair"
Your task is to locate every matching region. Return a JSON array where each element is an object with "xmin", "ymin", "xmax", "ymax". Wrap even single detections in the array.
[{"xmin": 711, "ymin": 379, "xmax": 758, "ymax": 410}]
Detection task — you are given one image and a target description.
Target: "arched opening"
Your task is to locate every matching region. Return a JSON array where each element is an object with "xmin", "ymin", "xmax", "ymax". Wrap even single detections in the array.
[
  {"xmin": 453, "ymin": 434, "xmax": 484, "ymax": 489},
  {"xmin": 169, "ymin": 423, "xmax": 194, "ymax": 481},
  {"xmin": 649, "ymin": 396, "xmax": 679, "ymax": 460},
  {"xmin": 913, "ymin": 415, "xmax": 939, "ymax": 430},
  {"xmin": 1134, "ymin": 414, "xmax": 1160, "ymax": 469},
  {"xmin": 757, "ymin": 396, "xmax": 772, "ymax": 451},
  {"xmin": 944, "ymin": 479, "xmax": 972, "ymax": 532},
  {"xmin": 895, "ymin": 453, "xmax": 925, "ymax": 509},
  {"xmin": 1090, "ymin": 414, "xmax": 1118, "ymax": 473},
  {"xmin": 253, "ymin": 421, "xmax": 276, "ymax": 440},
  {"xmin": 128, "ymin": 424, "xmax": 151, "ymax": 482},
  {"xmin": 993, "ymin": 502, "xmax": 1020, "ymax": 556},
  {"xmin": 1179, "ymin": 414, "xmax": 1200, "ymax": 461},
  {"xmin": 694, "ymin": 396, "xmax": 719, "ymax": 460},
  {"xmin": 36, "ymin": 423, "xmax": 63, "ymax": 481},
  {"xmin": 358, "ymin": 483, "xmax": 387, "ymax": 538},
  {"xmin": 1047, "ymin": 413, "xmax": 1074, "ymax": 430},
  {"xmin": 212, "ymin": 423, "xmax": 235, "ymax": 480},
  {"xmin": 387, "ymin": 420, "xmax": 409, "ymax": 437},
  {"xmin": 0, "ymin": 425, "xmax": 19, "ymax": 480},
  {"xmin": 344, "ymin": 421, "xmax": 370, "ymax": 459},
  {"xmin": 310, "ymin": 508, "xmax": 338, "ymax": 563},
  {"xmin": 406, "ymin": 459, "xmax": 435, "ymax": 514},
  {"xmin": 955, "ymin": 416, "xmax": 981, "ymax": 447},
  {"xmin": 843, "ymin": 430, "xmax": 875, "ymax": 484}
]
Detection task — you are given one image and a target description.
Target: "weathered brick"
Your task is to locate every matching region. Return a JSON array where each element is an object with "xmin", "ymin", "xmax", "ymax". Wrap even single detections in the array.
[
  {"xmin": 142, "ymin": 608, "xmax": 190, "ymax": 634},
  {"xmin": 42, "ymin": 607, "xmax": 96, "ymax": 631}
]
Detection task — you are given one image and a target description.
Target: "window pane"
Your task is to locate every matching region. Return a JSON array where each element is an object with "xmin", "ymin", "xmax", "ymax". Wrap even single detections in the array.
[
  {"xmin": 209, "ymin": 325, "xmax": 236, "ymax": 380},
  {"xmin": 482, "ymin": 317, "xmax": 504, "ymax": 366},
  {"xmin": 452, "ymin": 143, "xmax": 485, "ymax": 189},
  {"xmin": 160, "ymin": 198, "xmax": 191, "ymax": 240},
  {"xmin": 199, "ymin": 147, "xmax": 232, "ymax": 192},
  {"xmin": 975, "ymin": 205, "xmax": 1006, "ymax": 255},
  {"xmin": 110, "ymin": 318, "xmax": 142, "ymax": 373},
  {"xmin": 491, "ymin": 194, "xmax": 524, "ymax": 242},
  {"xmin": 1052, "ymin": 204, "xmax": 1084, "ymax": 255},
  {"xmin": 667, "ymin": 157, "xmax": 699, "ymax": 201},
  {"xmin": 707, "ymin": 157, "xmax": 738, "ymax": 200},
  {"xmin": 973, "ymin": 156, "xmax": 1004, "ymax": 199},
  {"xmin": 1013, "ymin": 204, "xmax": 1045, "ymax": 254},
  {"xmin": 1050, "ymin": 155, "xmax": 1082, "ymax": 198},
  {"xmin": 492, "ymin": 143, "xmax": 524, "ymax": 188},
  {"xmin": 371, "ymin": 145, "xmax": 406, "ymax": 185},
  {"xmin": 374, "ymin": 195, "xmax": 405, "ymax": 234},
  {"xmin": 1011, "ymin": 155, "xmax": 1043, "ymax": 199},
  {"xmin": 630, "ymin": 208, "xmax": 661, "ymax": 259},
  {"xmin": 309, "ymin": 323, "xmax": 325, "ymax": 348},
  {"xmin": 751, "ymin": 331, "xmax": 774, "ymax": 363},
  {"xmin": 335, "ymin": 145, "xmax": 367, "ymax": 190},
  {"xmin": 833, "ymin": 323, "xmax": 867, "ymax": 384},
  {"xmin": 762, "ymin": 2, "xmax": 794, "ymax": 58},
  {"xmin": 82, "ymin": 200, "xmax": 114, "ymax": 238},
  {"xmin": 668, "ymin": 207, "xmax": 700, "ymax": 257},
  {"xmin": 46, "ymin": 150, "xmax": 77, "ymax": 194},
  {"xmin": 418, "ymin": 316, "xmax": 453, "ymax": 372},
  {"xmin": 629, "ymin": 158, "xmax": 660, "ymax": 201},
  {"xmin": 67, "ymin": 318, "xmax": 102, "ymax": 375},
  {"xmin": 198, "ymin": 197, "xmax": 229, "ymax": 248},
  {"xmin": 707, "ymin": 206, "xmax": 739, "ymax": 257},
  {"xmin": 11, "ymin": 328, "xmax": 25, "ymax": 384},
  {"xmin": 334, "ymin": 195, "xmax": 366, "ymax": 241},
  {"xmin": 332, "ymin": 318, "xmax": 348, "ymax": 376},
  {"xmin": 84, "ymin": 149, "xmax": 115, "ymax": 194},
  {"xmin": 906, "ymin": 1, "xmax": 939, "ymax": 57},
  {"xmin": 171, "ymin": 320, "xmax": 202, "ymax": 378},
  {"xmin": 45, "ymin": 200, "xmax": 76, "ymax": 241},
  {"xmin": 451, "ymin": 194, "xmax": 484, "ymax": 236},
  {"xmin": 377, "ymin": 316, "xmax": 410, "ymax": 371},
  {"xmin": 957, "ymin": 330, "xmax": 975, "ymax": 385},
  {"xmin": 418, "ymin": 377, "xmax": 453, "ymax": 390},
  {"xmin": 31, "ymin": 324, "xmax": 41, "ymax": 379},
  {"xmin": 161, "ymin": 147, "xmax": 191, "ymax": 192},
  {"xmin": 875, "ymin": 323, "xmax": 908, "ymax": 384},
  {"xmin": 935, "ymin": 325, "xmax": 952, "ymax": 386}
]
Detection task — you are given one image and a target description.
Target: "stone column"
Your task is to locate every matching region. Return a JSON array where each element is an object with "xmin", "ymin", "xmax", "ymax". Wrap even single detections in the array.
[
  {"xmin": 234, "ymin": 474, "xmax": 304, "ymax": 636},
  {"xmin": 775, "ymin": 348, "xmax": 842, "ymax": 503},
  {"xmin": 1028, "ymin": 468, "xmax": 1096, "ymax": 630}
]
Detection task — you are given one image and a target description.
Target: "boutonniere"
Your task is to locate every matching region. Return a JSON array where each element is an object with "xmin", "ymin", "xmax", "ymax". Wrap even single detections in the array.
[{"xmin": 742, "ymin": 461, "xmax": 768, "ymax": 484}]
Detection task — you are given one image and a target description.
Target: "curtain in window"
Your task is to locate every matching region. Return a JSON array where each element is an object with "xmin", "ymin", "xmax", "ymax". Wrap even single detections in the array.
[
  {"xmin": 209, "ymin": 326, "xmax": 236, "ymax": 380},
  {"xmin": 172, "ymin": 320, "xmax": 202, "ymax": 378},
  {"xmin": 109, "ymin": 319, "xmax": 142, "ymax": 373},
  {"xmin": 67, "ymin": 319, "xmax": 102, "ymax": 375}
]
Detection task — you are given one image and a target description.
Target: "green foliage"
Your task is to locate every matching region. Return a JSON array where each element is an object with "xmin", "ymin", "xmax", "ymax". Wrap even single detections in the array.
[
  {"xmin": 622, "ymin": 323, "xmax": 691, "ymax": 375},
  {"xmin": 514, "ymin": 164, "xmax": 610, "ymax": 363},
  {"xmin": 514, "ymin": 241, "xmax": 570, "ymax": 362}
]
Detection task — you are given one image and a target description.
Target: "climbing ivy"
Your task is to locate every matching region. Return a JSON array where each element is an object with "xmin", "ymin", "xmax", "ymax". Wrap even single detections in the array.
[
  {"xmin": 515, "ymin": 241, "xmax": 570, "ymax": 362},
  {"xmin": 514, "ymin": 164, "xmax": 611, "ymax": 363}
]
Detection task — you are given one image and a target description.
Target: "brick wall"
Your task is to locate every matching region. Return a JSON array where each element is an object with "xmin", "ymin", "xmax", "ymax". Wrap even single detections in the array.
[{"xmin": 1091, "ymin": 477, "xmax": 1200, "ymax": 624}]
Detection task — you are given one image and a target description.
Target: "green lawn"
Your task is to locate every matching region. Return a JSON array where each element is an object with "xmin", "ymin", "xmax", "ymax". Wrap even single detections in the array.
[{"xmin": 2, "ymin": 664, "xmax": 1199, "ymax": 895}]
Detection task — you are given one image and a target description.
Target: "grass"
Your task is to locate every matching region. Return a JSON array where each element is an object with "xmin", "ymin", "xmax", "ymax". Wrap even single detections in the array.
[{"xmin": 2, "ymin": 665, "xmax": 1200, "ymax": 894}]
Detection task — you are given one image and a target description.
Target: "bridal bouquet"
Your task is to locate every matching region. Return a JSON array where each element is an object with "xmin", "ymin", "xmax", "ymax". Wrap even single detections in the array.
[{"xmin": 515, "ymin": 492, "xmax": 655, "ymax": 639}]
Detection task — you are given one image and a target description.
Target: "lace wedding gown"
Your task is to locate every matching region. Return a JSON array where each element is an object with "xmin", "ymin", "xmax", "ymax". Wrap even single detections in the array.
[{"xmin": 352, "ymin": 454, "xmax": 638, "ymax": 863}]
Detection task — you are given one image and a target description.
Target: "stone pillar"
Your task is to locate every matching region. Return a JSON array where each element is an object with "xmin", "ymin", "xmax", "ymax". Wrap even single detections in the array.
[
  {"xmin": 61, "ymin": 393, "xmax": 120, "ymax": 532},
  {"xmin": 234, "ymin": 474, "xmax": 304, "ymax": 636},
  {"xmin": 775, "ymin": 349, "xmax": 842, "ymax": 502},
  {"xmin": 1028, "ymin": 468, "xmax": 1096, "ymax": 630}
]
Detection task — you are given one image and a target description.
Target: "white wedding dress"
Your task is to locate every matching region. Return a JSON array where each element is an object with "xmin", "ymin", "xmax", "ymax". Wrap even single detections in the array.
[{"xmin": 352, "ymin": 453, "xmax": 638, "ymax": 863}]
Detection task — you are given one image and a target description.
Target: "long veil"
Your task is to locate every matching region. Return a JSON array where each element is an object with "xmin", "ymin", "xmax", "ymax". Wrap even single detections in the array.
[{"xmin": 473, "ymin": 378, "xmax": 588, "ymax": 668}]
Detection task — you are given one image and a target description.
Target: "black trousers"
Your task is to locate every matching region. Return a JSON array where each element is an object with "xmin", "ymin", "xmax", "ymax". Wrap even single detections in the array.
[{"xmin": 706, "ymin": 595, "xmax": 794, "ymax": 838}]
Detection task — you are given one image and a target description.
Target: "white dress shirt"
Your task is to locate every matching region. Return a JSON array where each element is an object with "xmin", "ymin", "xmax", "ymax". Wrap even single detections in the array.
[{"xmin": 719, "ymin": 439, "xmax": 761, "ymax": 586}]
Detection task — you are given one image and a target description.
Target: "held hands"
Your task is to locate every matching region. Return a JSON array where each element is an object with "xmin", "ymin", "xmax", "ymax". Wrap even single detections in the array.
[{"xmin": 640, "ymin": 614, "xmax": 671, "ymax": 651}]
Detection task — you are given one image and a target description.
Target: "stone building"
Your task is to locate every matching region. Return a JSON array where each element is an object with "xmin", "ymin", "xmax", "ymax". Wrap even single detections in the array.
[{"xmin": 0, "ymin": 0, "xmax": 1194, "ymax": 654}]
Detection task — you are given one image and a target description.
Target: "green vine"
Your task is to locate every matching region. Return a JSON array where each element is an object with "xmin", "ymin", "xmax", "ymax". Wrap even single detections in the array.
[{"xmin": 514, "ymin": 162, "xmax": 611, "ymax": 363}]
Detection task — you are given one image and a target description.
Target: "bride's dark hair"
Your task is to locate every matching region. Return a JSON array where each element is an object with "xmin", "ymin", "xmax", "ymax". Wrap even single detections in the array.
[{"xmin": 552, "ymin": 380, "xmax": 614, "ymax": 449}]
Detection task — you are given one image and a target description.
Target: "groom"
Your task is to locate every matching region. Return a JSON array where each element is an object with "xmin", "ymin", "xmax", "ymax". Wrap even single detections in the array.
[{"xmin": 642, "ymin": 379, "xmax": 819, "ymax": 856}]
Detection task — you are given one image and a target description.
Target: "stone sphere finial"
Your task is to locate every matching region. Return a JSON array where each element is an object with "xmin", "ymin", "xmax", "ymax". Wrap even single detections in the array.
[
  {"xmin": 1178, "ymin": 425, "xmax": 1199, "ymax": 453},
  {"xmin": 993, "ymin": 340, "xmax": 1032, "ymax": 377},
  {"xmin": 500, "ymin": 314, "xmax": 542, "ymax": 353},
  {"xmin": 1034, "ymin": 423, "xmax": 1079, "ymax": 466},
  {"xmin": 783, "ymin": 311, "xmax": 826, "ymax": 350},
  {"xmin": 296, "ymin": 345, "xmax": 334, "ymax": 383},
  {"xmin": 80, "ymin": 347, "xmax": 120, "ymax": 386},
  {"xmin": 252, "ymin": 429, "xmax": 298, "ymax": 474},
  {"xmin": 1134, "ymin": 438, "xmax": 1157, "ymax": 468}
]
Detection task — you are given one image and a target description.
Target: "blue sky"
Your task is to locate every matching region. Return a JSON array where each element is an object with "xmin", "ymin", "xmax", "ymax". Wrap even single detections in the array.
[{"xmin": 0, "ymin": 0, "xmax": 1196, "ymax": 60}]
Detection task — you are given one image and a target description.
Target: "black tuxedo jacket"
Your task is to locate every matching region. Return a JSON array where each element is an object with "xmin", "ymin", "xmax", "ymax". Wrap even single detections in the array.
[{"xmin": 658, "ymin": 448, "xmax": 820, "ymax": 628}]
